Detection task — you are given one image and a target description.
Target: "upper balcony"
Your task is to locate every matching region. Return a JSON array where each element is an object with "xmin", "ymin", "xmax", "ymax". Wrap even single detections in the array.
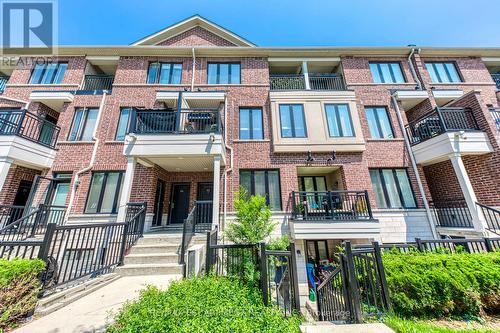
[
  {"xmin": 0, "ymin": 75, "xmax": 9, "ymax": 94},
  {"xmin": 78, "ymin": 74, "xmax": 114, "ymax": 94},
  {"xmin": 405, "ymin": 107, "xmax": 493, "ymax": 165},
  {"xmin": 0, "ymin": 109, "xmax": 59, "ymax": 169},
  {"xmin": 492, "ymin": 73, "xmax": 500, "ymax": 90},
  {"xmin": 76, "ymin": 56, "xmax": 118, "ymax": 95}
]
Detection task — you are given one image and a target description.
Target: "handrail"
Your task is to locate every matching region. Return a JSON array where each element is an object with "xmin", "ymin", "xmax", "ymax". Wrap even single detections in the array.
[
  {"xmin": 0, "ymin": 109, "xmax": 60, "ymax": 148},
  {"xmin": 180, "ymin": 204, "xmax": 197, "ymax": 276},
  {"xmin": 270, "ymin": 73, "xmax": 345, "ymax": 91},
  {"xmin": 429, "ymin": 200, "xmax": 473, "ymax": 228},
  {"xmin": 476, "ymin": 202, "xmax": 500, "ymax": 234},
  {"xmin": 81, "ymin": 74, "xmax": 114, "ymax": 91},
  {"xmin": 0, "ymin": 204, "xmax": 25, "ymax": 229}
]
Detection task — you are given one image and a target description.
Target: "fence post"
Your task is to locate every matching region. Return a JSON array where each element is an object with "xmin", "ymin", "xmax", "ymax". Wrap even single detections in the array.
[
  {"xmin": 118, "ymin": 223, "xmax": 129, "ymax": 266},
  {"xmin": 344, "ymin": 241, "xmax": 363, "ymax": 323},
  {"xmin": 259, "ymin": 242, "xmax": 269, "ymax": 306},
  {"xmin": 484, "ymin": 238, "xmax": 493, "ymax": 252},
  {"xmin": 364, "ymin": 190, "xmax": 373, "ymax": 219},
  {"xmin": 372, "ymin": 242, "xmax": 392, "ymax": 311},
  {"xmin": 38, "ymin": 223, "xmax": 56, "ymax": 261},
  {"xmin": 205, "ymin": 230, "xmax": 212, "ymax": 275},
  {"xmin": 415, "ymin": 238, "xmax": 424, "ymax": 252},
  {"xmin": 289, "ymin": 242, "xmax": 301, "ymax": 313}
]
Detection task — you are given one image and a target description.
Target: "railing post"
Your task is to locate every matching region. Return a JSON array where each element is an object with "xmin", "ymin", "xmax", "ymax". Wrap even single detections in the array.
[
  {"xmin": 291, "ymin": 191, "xmax": 296, "ymax": 219},
  {"xmin": 484, "ymin": 237, "xmax": 493, "ymax": 252},
  {"xmin": 328, "ymin": 191, "xmax": 333, "ymax": 219},
  {"xmin": 435, "ymin": 107, "xmax": 447, "ymax": 131},
  {"xmin": 205, "ymin": 230, "xmax": 212, "ymax": 275},
  {"xmin": 118, "ymin": 222, "xmax": 129, "ymax": 266},
  {"xmin": 15, "ymin": 109, "xmax": 26, "ymax": 135},
  {"xmin": 38, "ymin": 223, "xmax": 56, "ymax": 261},
  {"xmin": 175, "ymin": 91, "xmax": 183, "ymax": 132},
  {"xmin": 372, "ymin": 242, "xmax": 392, "ymax": 311},
  {"xmin": 364, "ymin": 190, "xmax": 373, "ymax": 219},
  {"xmin": 344, "ymin": 241, "xmax": 363, "ymax": 323},
  {"xmin": 415, "ymin": 237, "xmax": 424, "ymax": 252},
  {"xmin": 289, "ymin": 242, "xmax": 301, "ymax": 313},
  {"xmin": 259, "ymin": 242, "xmax": 269, "ymax": 306}
]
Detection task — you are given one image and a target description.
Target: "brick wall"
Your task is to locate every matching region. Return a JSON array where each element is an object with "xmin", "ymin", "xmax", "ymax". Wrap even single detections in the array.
[{"xmin": 157, "ymin": 26, "xmax": 238, "ymax": 47}]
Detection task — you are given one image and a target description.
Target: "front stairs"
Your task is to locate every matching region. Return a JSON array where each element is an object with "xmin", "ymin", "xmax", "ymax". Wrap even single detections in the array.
[{"xmin": 115, "ymin": 231, "xmax": 205, "ymax": 276}]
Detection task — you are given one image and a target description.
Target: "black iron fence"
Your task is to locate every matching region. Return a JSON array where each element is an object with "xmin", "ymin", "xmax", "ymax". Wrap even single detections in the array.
[
  {"xmin": 489, "ymin": 107, "xmax": 500, "ymax": 131},
  {"xmin": 129, "ymin": 108, "xmax": 222, "ymax": 135},
  {"xmin": 492, "ymin": 74, "xmax": 500, "ymax": 89},
  {"xmin": 309, "ymin": 74, "xmax": 345, "ymax": 90},
  {"xmin": 290, "ymin": 190, "xmax": 373, "ymax": 221},
  {"xmin": 270, "ymin": 74, "xmax": 306, "ymax": 90},
  {"xmin": 476, "ymin": 203, "xmax": 500, "ymax": 234},
  {"xmin": 430, "ymin": 200, "xmax": 473, "ymax": 228},
  {"xmin": 269, "ymin": 74, "xmax": 345, "ymax": 91},
  {"xmin": 0, "ymin": 76, "xmax": 8, "ymax": 94},
  {"xmin": 0, "ymin": 204, "xmax": 25, "ymax": 229},
  {"xmin": 0, "ymin": 109, "xmax": 60, "ymax": 148},
  {"xmin": 194, "ymin": 200, "xmax": 212, "ymax": 229},
  {"xmin": 405, "ymin": 107, "xmax": 479, "ymax": 145},
  {"xmin": 81, "ymin": 75, "xmax": 114, "ymax": 92}
]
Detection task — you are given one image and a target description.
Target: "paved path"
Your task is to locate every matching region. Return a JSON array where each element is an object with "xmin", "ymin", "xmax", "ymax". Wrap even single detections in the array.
[
  {"xmin": 301, "ymin": 322, "xmax": 395, "ymax": 333},
  {"xmin": 14, "ymin": 275, "xmax": 180, "ymax": 333}
]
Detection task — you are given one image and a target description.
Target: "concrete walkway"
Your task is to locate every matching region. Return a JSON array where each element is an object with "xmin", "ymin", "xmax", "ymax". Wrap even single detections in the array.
[
  {"xmin": 14, "ymin": 275, "xmax": 181, "ymax": 333},
  {"xmin": 301, "ymin": 322, "xmax": 394, "ymax": 333}
]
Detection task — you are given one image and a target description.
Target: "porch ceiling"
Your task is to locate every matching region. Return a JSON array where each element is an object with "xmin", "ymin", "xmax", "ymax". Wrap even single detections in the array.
[{"xmin": 145, "ymin": 155, "xmax": 216, "ymax": 172}]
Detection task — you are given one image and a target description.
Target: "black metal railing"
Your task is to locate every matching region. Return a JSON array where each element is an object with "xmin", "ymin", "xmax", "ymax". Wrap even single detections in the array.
[
  {"xmin": 180, "ymin": 204, "xmax": 197, "ymax": 273},
  {"xmin": 405, "ymin": 107, "xmax": 480, "ymax": 146},
  {"xmin": 120, "ymin": 202, "xmax": 148, "ymax": 260},
  {"xmin": 476, "ymin": 202, "xmax": 500, "ymax": 234},
  {"xmin": 0, "ymin": 204, "xmax": 25, "ymax": 229},
  {"xmin": 0, "ymin": 109, "xmax": 60, "ymax": 148},
  {"xmin": 290, "ymin": 190, "xmax": 373, "ymax": 221},
  {"xmin": 309, "ymin": 74, "xmax": 345, "ymax": 90},
  {"xmin": 270, "ymin": 74, "xmax": 306, "ymax": 90},
  {"xmin": 81, "ymin": 74, "xmax": 114, "ymax": 92},
  {"xmin": 492, "ymin": 73, "xmax": 500, "ymax": 89},
  {"xmin": 269, "ymin": 73, "xmax": 346, "ymax": 91},
  {"xmin": 194, "ymin": 200, "xmax": 213, "ymax": 230},
  {"xmin": 129, "ymin": 108, "xmax": 222, "ymax": 135},
  {"xmin": 0, "ymin": 76, "xmax": 9, "ymax": 94},
  {"xmin": 489, "ymin": 108, "xmax": 500, "ymax": 132},
  {"xmin": 430, "ymin": 200, "xmax": 473, "ymax": 229}
]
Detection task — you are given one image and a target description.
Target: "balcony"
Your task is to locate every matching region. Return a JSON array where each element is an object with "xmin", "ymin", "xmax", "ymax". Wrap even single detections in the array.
[
  {"xmin": 0, "ymin": 76, "xmax": 9, "ymax": 94},
  {"xmin": 78, "ymin": 74, "xmax": 114, "ymax": 94},
  {"xmin": 0, "ymin": 110, "xmax": 59, "ymax": 169},
  {"xmin": 492, "ymin": 74, "xmax": 500, "ymax": 89},
  {"xmin": 288, "ymin": 190, "xmax": 379, "ymax": 240},
  {"xmin": 490, "ymin": 107, "xmax": 500, "ymax": 132},
  {"xmin": 269, "ymin": 74, "xmax": 345, "ymax": 91}
]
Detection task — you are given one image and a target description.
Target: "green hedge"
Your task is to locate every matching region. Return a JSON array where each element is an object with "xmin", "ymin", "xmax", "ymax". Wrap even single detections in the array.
[
  {"xmin": 107, "ymin": 276, "xmax": 301, "ymax": 333},
  {"xmin": 383, "ymin": 251, "xmax": 500, "ymax": 319},
  {"xmin": 0, "ymin": 258, "xmax": 45, "ymax": 330}
]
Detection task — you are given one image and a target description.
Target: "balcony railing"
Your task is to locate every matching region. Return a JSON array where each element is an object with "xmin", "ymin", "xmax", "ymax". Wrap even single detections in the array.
[
  {"xmin": 490, "ymin": 107, "xmax": 500, "ymax": 132},
  {"xmin": 129, "ymin": 108, "xmax": 222, "ymax": 135},
  {"xmin": 81, "ymin": 74, "xmax": 114, "ymax": 92},
  {"xmin": 0, "ymin": 109, "xmax": 60, "ymax": 149},
  {"xmin": 290, "ymin": 190, "xmax": 373, "ymax": 221},
  {"xmin": 269, "ymin": 73, "xmax": 345, "ymax": 91},
  {"xmin": 405, "ymin": 107, "xmax": 479, "ymax": 146},
  {"xmin": 0, "ymin": 76, "xmax": 8, "ymax": 94},
  {"xmin": 430, "ymin": 200, "xmax": 473, "ymax": 228},
  {"xmin": 492, "ymin": 73, "xmax": 500, "ymax": 89}
]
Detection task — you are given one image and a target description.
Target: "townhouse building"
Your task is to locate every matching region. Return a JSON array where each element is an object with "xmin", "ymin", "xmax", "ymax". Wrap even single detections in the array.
[{"xmin": 0, "ymin": 16, "xmax": 499, "ymax": 286}]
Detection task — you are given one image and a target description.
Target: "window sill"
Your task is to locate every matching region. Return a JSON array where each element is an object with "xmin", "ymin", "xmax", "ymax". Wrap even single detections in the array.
[
  {"xmin": 8, "ymin": 83, "xmax": 79, "ymax": 87},
  {"xmin": 105, "ymin": 140, "xmax": 125, "ymax": 144},
  {"xmin": 57, "ymin": 140, "xmax": 95, "ymax": 144},
  {"xmin": 233, "ymin": 139, "xmax": 270, "ymax": 143},
  {"xmin": 366, "ymin": 138, "xmax": 404, "ymax": 142}
]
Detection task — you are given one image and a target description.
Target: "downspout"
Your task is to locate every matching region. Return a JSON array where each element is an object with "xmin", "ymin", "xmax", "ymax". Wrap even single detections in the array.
[
  {"xmin": 407, "ymin": 46, "xmax": 423, "ymax": 90},
  {"xmin": 223, "ymin": 94, "xmax": 233, "ymax": 234},
  {"xmin": 191, "ymin": 48, "xmax": 196, "ymax": 91},
  {"xmin": 391, "ymin": 93, "xmax": 438, "ymax": 238},
  {"xmin": 64, "ymin": 92, "xmax": 107, "ymax": 221}
]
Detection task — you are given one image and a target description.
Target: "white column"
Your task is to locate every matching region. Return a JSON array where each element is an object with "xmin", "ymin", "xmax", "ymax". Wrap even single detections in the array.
[
  {"xmin": 212, "ymin": 156, "xmax": 221, "ymax": 229},
  {"xmin": 448, "ymin": 153, "xmax": 488, "ymax": 233},
  {"xmin": 302, "ymin": 61, "xmax": 310, "ymax": 90},
  {"xmin": 117, "ymin": 157, "xmax": 136, "ymax": 222},
  {"xmin": 0, "ymin": 158, "xmax": 13, "ymax": 192}
]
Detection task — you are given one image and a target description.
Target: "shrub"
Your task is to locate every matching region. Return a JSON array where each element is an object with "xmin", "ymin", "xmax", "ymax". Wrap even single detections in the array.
[
  {"xmin": 0, "ymin": 258, "xmax": 45, "ymax": 330},
  {"xmin": 107, "ymin": 275, "xmax": 301, "ymax": 333},
  {"xmin": 383, "ymin": 315, "xmax": 497, "ymax": 333},
  {"xmin": 383, "ymin": 251, "xmax": 500, "ymax": 319}
]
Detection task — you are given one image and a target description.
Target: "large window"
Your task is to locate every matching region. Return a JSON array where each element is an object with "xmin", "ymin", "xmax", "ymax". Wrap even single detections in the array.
[
  {"xmin": 239, "ymin": 108, "xmax": 263, "ymax": 140},
  {"xmin": 30, "ymin": 63, "xmax": 67, "ymax": 84},
  {"xmin": 207, "ymin": 63, "xmax": 240, "ymax": 84},
  {"xmin": 324, "ymin": 104, "xmax": 354, "ymax": 137},
  {"xmin": 68, "ymin": 108, "xmax": 99, "ymax": 141},
  {"xmin": 85, "ymin": 172, "xmax": 123, "ymax": 214},
  {"xmin": 147, "ymin": 63, "xmax": 182, "ymax": 84},
  {"xmin": 115, "ymin": 108, "xmax": 131, "ymax": 140},
  {"xmin": 279, "ymin": 104, "xmax": 307, "ymax": 138},
  {"xmin": 369, "ymin": 169, "xmax": 416, "ymax": 209},
  {"xmin": 425, "ymin": 62, "xmax": 461, "ymax": 83},
  {"xmin": 365, "ymin": 107, "xmax": 394, "ymax": 139},
  {"xmin": 369, "ymin": 62, "xmax": 405, "ymax": 83},
  {"xmin": 240, "ymin": 170, "xmax": 281, "ymax": 210}
]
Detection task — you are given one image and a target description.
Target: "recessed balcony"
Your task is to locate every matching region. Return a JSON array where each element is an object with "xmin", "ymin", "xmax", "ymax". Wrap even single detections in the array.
[
  {"xmin": 270, "ymin": 73, "xmax": 345, "ymax": 91},
  {"xmin": 77, "ymin": 74, "xmax": 114, "ymax": 94}
]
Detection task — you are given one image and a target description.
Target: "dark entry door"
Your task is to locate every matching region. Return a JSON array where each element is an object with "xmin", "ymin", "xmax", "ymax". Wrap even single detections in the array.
[
  {"xmin": 13, "ymin": 180, "xmax": 32, "ymax": 207},
  {"xmin": 169, "ymin": 184, "xmax": 190, "ymax": 224},
  {"xmin": 152, "ymin": 180, "xmax": 165, "ymax": 227}
]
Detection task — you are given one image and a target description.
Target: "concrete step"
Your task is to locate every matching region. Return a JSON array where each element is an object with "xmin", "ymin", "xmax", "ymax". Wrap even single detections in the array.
[
  {"xmin": 129, "ymin": 244, "xmax": 180, "ymax": 254},
  {"xmin": 124, "ymin": 253, "xmax": 179, "ymax": 265},
  {"xmin": 137, "ymin": 234, "xmax": 206, "ymax": 246},
  {"xmin": 115, "ymin": 263, "xmax": 183, "ymax": 276}
]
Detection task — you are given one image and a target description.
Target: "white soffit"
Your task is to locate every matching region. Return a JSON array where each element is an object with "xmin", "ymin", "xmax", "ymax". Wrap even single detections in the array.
[
  {"xmin": 393, "ymin": 90, "xmax": 429, "ymax": 109},
  {"xmin": 29, "ymin": 91, "xmax": 74, "ymax": 111},
  {"xmin": 432, "ymin": 90, "xmax": 464, "ymax": 106}
]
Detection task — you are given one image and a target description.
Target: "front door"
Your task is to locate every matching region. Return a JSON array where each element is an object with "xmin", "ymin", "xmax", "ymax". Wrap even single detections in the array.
[
  {"xmin": 10, "ymin": 180, "xmax": 32, "ymax": 222},
  {"xmin": 152, "ymin": 179, "xmax": 165, "ymax": 227},
  {"xmin": 169, "ymin": 183, "xmax": 190, "ymax": 224}
]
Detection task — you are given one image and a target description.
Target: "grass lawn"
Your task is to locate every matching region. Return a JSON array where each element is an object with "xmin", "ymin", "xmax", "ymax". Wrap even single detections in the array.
[{"xmin": 384, "ymin": 316, "xmax": 500, "ymax": 333}]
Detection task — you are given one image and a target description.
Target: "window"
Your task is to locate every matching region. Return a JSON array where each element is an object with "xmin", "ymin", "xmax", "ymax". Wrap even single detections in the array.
[
  {"xmin": 365, "ymin": 107, "xmax": 394, "ymax": 139},
  {"xmin": 239, "ymin": 108, "xmax": 263, "ymax": 140},
  {"xmin": 68, "ymin": 108, "xmax": 98, "ymax": 141},
  {"xmin": 147, "ymin": 63, "xmax": 182, "ymax": 84},
  {"xmin": 369, "ymin": 63, "xmax": 405, "ymax": 83},
  {"xmin": 279, "ymin": 104, "xmax": 307, "ymax": 138},
  {"xmin": 324, "ymin": 104, "xmax": 354, "ymax": 137},
  {"xmin": 369, "ymin": 169, "xmax": 416, "ymax": 209},
  {"xmin": 425, "ymin": 62, "xmax": 461, "ymax": 83},
  {"xmin": 207, "ymin": 63, "xmax": 240, "ymax": 84},
  {"xmin": 115, "ymin": 108, "xmax": 131, "ymax": 140},
  {"xmin": 299, "ymin": 176, "xmax": 327, "ymax": 192},
  {"xmin": 85, "ymin": 172, "xmax": 123, "ymax": 214},
  {"xmin": 30, "ymin": 63, "xmax": 67, "ymax": 84},
  {"xmin": 240, "ymin": 170, "xmax": 281, "ymax": 210}
]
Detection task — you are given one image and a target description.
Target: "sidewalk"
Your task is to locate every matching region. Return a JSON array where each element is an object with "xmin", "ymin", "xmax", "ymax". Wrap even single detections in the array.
[
  {"xmin": 14, "ymin": 275, "xmax": 180, "ymax": 333},
  {"xmin": 301, "ymin": 322, "xmax": 395, "ymax": 333}
]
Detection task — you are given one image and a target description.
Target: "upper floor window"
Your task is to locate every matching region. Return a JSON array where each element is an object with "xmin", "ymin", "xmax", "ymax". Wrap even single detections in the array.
[
  {"xmin": 425, "ymin": 62, "xmax": 461, "ymax": 83},
  {"xmin": 147, "ymin": 63, "xmax": 182, "ymax": 84},
  {"xmin": 240, "ymin": 169, "xmax": 281, "ymax": 210},
  {"xmin": 68, "ymin": 108, "xmax": 98, "ymax": 141},
  {"xmin": 30, "ymin": 63, "xmax": 67, "ymax": 84},
  {"xmin": 324, "ymin": 104, "xmax": 354, "ymax": 137},
  {"xmin": 239, "ymin": 108, "xmax": 263, "ymax": 140},
  {"xmin": 279, "ymin": 104, "xmax": 307, "ymax": 138},
  {"xmin": 207, "ymin": 63, "xmax": 240, "ymax": 84},
  {"xmin": 365, "ymin": 107, "xmax": 394, "ymax": 139},
  {"xmin": 369, "ymin": 168, "xmax": 416, "ymax": 209},
  {"xmin": 115, "ymin": 108, "xmax": 131, "ymax": 140},
  {"xmin": 369, "ymin": 62, "xmax": 405, "ymax": 83},
  {"xmin": 85, "ymin": 172, "xmax": 123, "ymax": 214}
]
